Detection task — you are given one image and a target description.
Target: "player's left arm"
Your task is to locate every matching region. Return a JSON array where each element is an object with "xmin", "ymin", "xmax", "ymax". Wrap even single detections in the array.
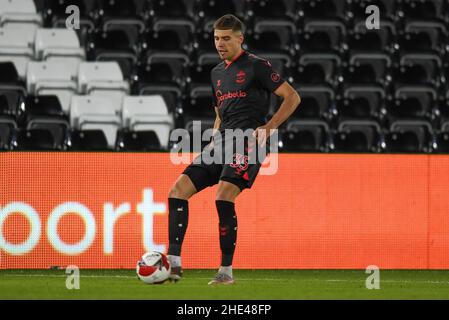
[{"xmin": 253, "ymin": 81, "xmax": 301, "ymax": 145}]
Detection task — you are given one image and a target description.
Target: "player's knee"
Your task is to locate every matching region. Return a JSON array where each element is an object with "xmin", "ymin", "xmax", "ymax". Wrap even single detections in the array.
[
  {"xmin": 168, "ymin": 183, "xmax": 187, "ymax": 200},
  {"xmin": 216, "ymin": 185, "xmax": 240, "ymax": 202}
]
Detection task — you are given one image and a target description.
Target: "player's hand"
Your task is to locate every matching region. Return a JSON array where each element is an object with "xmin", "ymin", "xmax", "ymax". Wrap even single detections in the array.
[{"xmin": 253, "ymin": 124, "xmax": 275, "ymax": 147}]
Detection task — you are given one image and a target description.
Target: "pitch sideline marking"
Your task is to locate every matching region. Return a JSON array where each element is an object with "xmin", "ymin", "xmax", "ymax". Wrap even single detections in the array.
[{"xmin": 2, "ymin": 274, "xmax": 449, "ymax": 284}]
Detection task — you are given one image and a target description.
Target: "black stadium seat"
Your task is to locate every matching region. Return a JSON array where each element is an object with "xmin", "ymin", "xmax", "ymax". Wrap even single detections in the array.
[
  {"xmin": 400, "ymin": 0, "xmax": 446, "ymax": 21},
  {"xmin": 281, "ymin": 119, "xmax": 330, "ymax": 152},
  {"xmin": 14, "ymin": 128, "xmax": 57, "ymax": 151},
  {"xmin": 68, "ymin": 130, "xmax": 111, "ymax": 151},
  {"xmin": 88, "ymin": 29, "xmax": 139, "ymax": 79},
  {"xmin": 0, "ymin": 118, "xmax": 17, "ymax": 150},
  {"xmin": 298, "ymin": 0, "xmax": 349, "ymax": 20},
  {"xmin": 116, "ymin": 130, "xmax": 162, "ymax": 151},
  {"xmin": 249, "ymin": 0, "xmax": 298, "ymax": 20},
  {"xmin": 384, "ymin": 120, "xmax": 433, "ymax": 153},
  {"xmin": 332, "ymin": 120, "xmax": 381, "ymax": 153},
  {"xmin": 23, "ymin": 95, "xmax": 70, "ymax": 149},
  {"xmin": 96, "ymin": 0, "xmax": 149, "ymax": 34}
]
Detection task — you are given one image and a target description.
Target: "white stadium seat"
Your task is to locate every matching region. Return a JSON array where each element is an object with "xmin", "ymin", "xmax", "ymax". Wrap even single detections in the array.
[
  {"xmin": 0, "ymin": 27, "xmax": 35, "ymax": 79},
  {"xmin": 78, "ymin": 62, "xmax": 129, "ymax": 94},
  {"xmin": 78, "ymin": 62, "xmax": 130, "ymax": 114},
  {"xmin": 122, "ymin": 95, "xmax": 174, "ymax": 149},
  {"xmin": 34, "ymin": 28, "xmax": 85, "ymax": 63},
  {"xmin": 26, "ymin": 61, "xmax": 78, "ymax": 114},
  {"xmin": 0, "ymin": 0, "xmax": 43, "ymax": 33},
  {"xmin": 70, "ymin": 95, "xmax": 122, "ymax": 148}
]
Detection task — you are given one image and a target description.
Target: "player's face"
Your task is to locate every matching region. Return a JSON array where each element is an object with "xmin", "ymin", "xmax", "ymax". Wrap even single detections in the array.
[{"xmin": 214, "ymin": 29, "xmax": 243, "ymax": 61}]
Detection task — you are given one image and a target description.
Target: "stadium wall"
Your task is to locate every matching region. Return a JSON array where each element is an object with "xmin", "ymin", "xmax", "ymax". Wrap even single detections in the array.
[{"xmin": 1, "ymin": 153, "xmax": 449, "ymax": 269}]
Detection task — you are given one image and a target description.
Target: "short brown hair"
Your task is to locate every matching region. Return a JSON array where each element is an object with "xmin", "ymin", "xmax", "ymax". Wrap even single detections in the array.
[{"xmin": 213, "ymin": 14, "xmax": 245, "ymax": 33}]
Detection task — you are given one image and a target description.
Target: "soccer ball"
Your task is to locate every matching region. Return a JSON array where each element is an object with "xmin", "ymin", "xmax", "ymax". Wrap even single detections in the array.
[{"xmin": 136, "ymin": 251, "xmax": 171, "ymax": 284}]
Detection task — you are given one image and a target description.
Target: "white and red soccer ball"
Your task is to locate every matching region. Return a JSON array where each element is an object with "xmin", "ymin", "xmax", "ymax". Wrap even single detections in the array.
[{"xmin": 136, "ymin": 251, "xmax": 171, "ymax": 284}]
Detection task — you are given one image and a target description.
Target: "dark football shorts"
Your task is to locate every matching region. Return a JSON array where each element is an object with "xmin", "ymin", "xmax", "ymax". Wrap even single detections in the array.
[{"xmin": 182, "ymin": 133, "xmax": 270, "ymax": 192}]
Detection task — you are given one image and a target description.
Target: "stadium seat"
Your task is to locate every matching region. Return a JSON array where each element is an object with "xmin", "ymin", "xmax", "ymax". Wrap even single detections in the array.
[
  {"xmin": 394, "ymin": 53, "xmax": 442, "ymax": 87},
  {"xmin": 351, "ymin": 0, "xmax": 397, "ymax": 21},
  {"xmin": 77, "ymin": 62, "xmax": 130, "ymax": 113},
  {"xmin": 0, "ymin": 61, "xmax": 23, "ymax": 86},
  {"xmin": 294, "ymin": 54, "xmax": 341, "ymax": 87},
  {"xmin": 23, "ymin": 95, "xmax": 70, "ymax": 148},
  {"xmin": 183, "ymin": 85, "xmax": 216, "ymax": 123},
  {"xmin": 192, "ymin": 35, "xmax": 220, "ymax": 66},
  {"xmin": 244, "ymin": 21, "xmax": 295, "ymax": 66},
  {"xmin": 26, "ymin": 61, "xmax": 79, "ymax": 114},
  {"xmin": 332, "ymin": 120, "xmax": 382, "ymax": 153},
  {"xmin": 298, "ymin": 0, "xmax": 349, "ymax": 20},
  {"xmin": 96, "ymin": 0, "xmax": 149, "ymax": 34},
  {"xmin": 300, "ymin": 19, "xmax": 346, "ymax": 54},
  {"xmin": 116, "ymin": 130, "xmax": 162, "ymax": 151},
  {"xmin": 34, "ymin": 28, "xmax": 85, "ymax": 67},
  {"xmin": 338, "ymin": 85, "xmax": 386, "ymax": 120},
  {"xmin": 135, "ymin": 83, "xmax": 183, "ymax": 116},
  {"xmin": 70, "ymin": 95, "xmax": 122, "ymax": 148},
  {"xmin": 249, "ymin": 0, "xmax": 298, "ymax": 20},
  {"xmin": 440, "ymin": 88, "xmax": 449, "ymax": 121},
  {"xmin": 402, "ymin": 21, "xmax": 447, "ymax": 54},
  {"xmin": 88, "ymin": 29, "xmax": 139, "ymax": 80},
  {"xmin": 0, "ymin": 27, "xmax": 36, "ymax": 79},
  {"xmin": 187, "ymin": 60, "xmax": 218, "ymax": 87},
  {"xmin": 195, "ymin": 0, "xmax": 244, "ymax": 36},
  {"xmin": 121, "ymin": 95, "xmax": 174, "ymax": 149},
  {"xmin": 281, "ymin": 119, "xmax": 330, "ymax": 152},
  {"xmin": 14, "ymin": 128, "xmax": 58, "ymax": 150},
  {"xmin": 346, "ymin": 53, "xmax": 392, "ymax": 86},
  {"xmin": 147, "ymin": 17, "xmax": 195, "ymax": 55},
  {"xmin": 150, "ymin": 0, "xmax": 196, "ymax": 19},
  {"xmin": 384, "ymin": 120, "xmax": 433, "ymax": 153},
  {"xmin": 140, "ymin": 28, "xmax": 191, "ymax": 86},
  {"xmin": 68, "ymin": 129, "xmax": 111, "ymax": 151},
  {"xmin": 287, "ymin": 85, "xmax": 335, "ymax": 120},
  {"xmin": 0, "ymin": 88, "xmax": 25, "ymax": 119},
  {"xmin": 387, "ymin": 86, "xmax": 437, "ymax": 120},
  {"xmin": 44, "ymin": 0, "xmax": 96, "ymax": 47},
  {"xmin": 399, "ymin": 0, "xmax": 446, "ymax": 21},
  {"xmin": 0, "ymin": 0, "xmax": 43, "ymax": 32},
  {"xmin": 351, "ymin": 20, "xmax": 396, "ymax": 53},
  {"xmin": 434, "ymin": 122, "xmax": 449, "ymax": 153},
  {"xmin": 0, "ymin": 117, "xmax": 17, "ymax": 150}
]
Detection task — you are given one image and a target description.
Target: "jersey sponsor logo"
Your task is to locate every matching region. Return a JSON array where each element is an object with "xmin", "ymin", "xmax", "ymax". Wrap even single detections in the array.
[
  {"xmin": 217, "ymin": 79, "xmax": 221, "ymax": 87},
  {"xmin": 271, "ymin": 72, "xmax": 280, "ymax": 83},
  {"xmin": 236, "ymin": 70, "xmax": 246, "ymax": 84},
  {"xmin": 215, "ymin": 90, "xmax": 247, "ymax": 107}
]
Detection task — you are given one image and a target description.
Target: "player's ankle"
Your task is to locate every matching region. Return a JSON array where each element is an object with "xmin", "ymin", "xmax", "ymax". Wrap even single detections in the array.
[
  {"xmin": 167, "ymin": 255, "xmax": 182, "ymax": 268},
  {"xmin": 218, "ymin": 265, "xmax": 233, "ymax": 278}
]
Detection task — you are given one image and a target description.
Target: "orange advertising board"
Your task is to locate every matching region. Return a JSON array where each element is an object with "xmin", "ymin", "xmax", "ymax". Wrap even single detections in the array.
[{"xmin": 1, "ymin": 152, "xmax": 449, "ymax": 269}]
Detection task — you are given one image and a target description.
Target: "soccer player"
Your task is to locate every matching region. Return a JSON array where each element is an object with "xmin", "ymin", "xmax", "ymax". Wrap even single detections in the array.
[{"xmin": 167, "ymin": 14, "xmax": 301, "ymax": 285}]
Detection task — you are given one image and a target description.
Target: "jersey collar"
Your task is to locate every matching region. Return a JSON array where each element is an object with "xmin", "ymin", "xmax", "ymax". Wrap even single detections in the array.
[{"xmin": 224, "ymin": 50, "xmax": 246, "ymax": 69}]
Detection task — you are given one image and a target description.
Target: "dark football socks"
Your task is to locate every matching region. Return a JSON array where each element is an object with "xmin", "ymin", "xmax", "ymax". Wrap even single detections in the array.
[
  {"xmin": 168, "ymin": 198, "xmax": 189, "ymax": 257},
  {"xmin": 216, "ymin": 200, "xmax": 238, "ymax": 267}
]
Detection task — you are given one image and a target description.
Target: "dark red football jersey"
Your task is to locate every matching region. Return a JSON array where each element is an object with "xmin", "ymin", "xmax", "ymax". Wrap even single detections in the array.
[{"xmin": 211, "ymin": 51, "xmax": 285, "ymax": 131}]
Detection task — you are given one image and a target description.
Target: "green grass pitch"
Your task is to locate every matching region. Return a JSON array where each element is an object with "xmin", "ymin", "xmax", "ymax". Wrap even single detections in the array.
[{"xmin": 1, "ymin": 269, "xmax": 449, "ymax": 299}]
